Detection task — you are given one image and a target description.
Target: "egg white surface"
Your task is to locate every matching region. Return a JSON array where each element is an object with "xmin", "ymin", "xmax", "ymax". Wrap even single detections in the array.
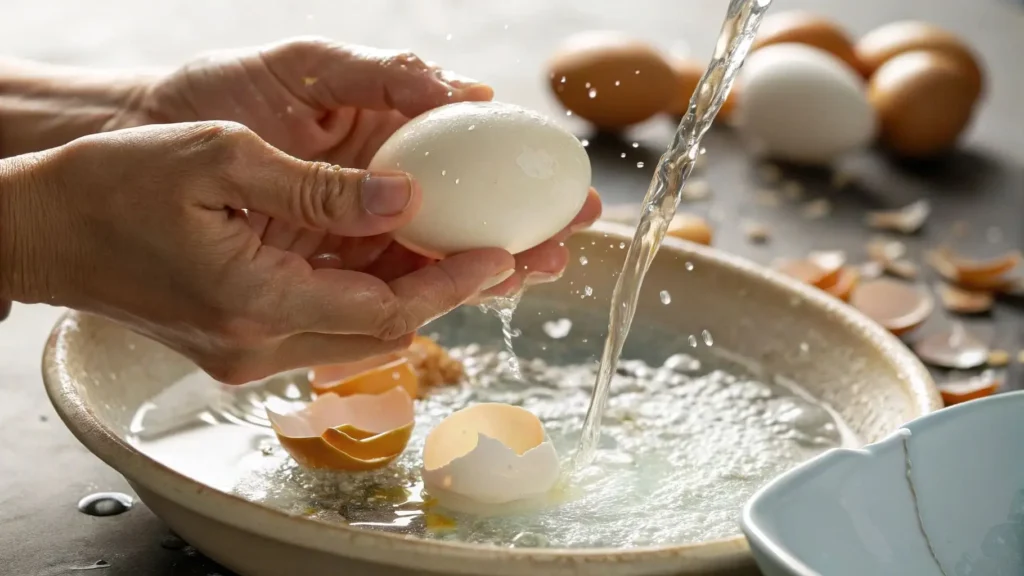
[
  {"xmin": 735, "ymin": 44, "xmax": 877, "ymax": 165},
  {"xmin": 368, "ymin": 101, "xmax": 591, "ymax": 258}
]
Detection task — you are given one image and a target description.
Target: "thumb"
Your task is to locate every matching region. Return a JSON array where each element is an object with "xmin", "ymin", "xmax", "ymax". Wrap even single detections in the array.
[{"xmin": 239, "ymin": 148, "xmax": 423, "ymax": 237}]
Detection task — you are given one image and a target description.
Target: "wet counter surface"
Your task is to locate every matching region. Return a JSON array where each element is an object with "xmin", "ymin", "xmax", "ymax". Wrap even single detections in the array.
[{"xmin": 1, "ymin": 0, "xmax": 1022, "ymax": 574}]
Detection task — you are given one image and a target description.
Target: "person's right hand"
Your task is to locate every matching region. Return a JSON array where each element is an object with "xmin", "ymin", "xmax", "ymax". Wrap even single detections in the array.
[{"xmin": 0, "ymin": 121, "xmax": 515, "ymax": 383}]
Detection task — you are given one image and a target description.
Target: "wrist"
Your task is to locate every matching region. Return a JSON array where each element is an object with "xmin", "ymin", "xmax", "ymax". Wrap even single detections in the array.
[
  {"xmin": 0, "ymin": 58, "xmax": 161, "ymax": 157},
  {"xmin": 0, "ymin": 151, "xmax": 59, "ymax": 303}
]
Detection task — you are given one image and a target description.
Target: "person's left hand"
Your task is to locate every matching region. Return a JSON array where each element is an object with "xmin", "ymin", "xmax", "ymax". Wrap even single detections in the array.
[{"xmin": 112, "ymin": 37, "xmax": 602, "ymax": 299}]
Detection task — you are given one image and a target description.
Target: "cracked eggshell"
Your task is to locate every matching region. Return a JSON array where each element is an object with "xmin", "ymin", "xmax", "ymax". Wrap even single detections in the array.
[
  {"xmin": 267, "ymin": 387, "xmax": 414, "ymax": 471},
  {"xmin": 735, "ymin": 44, "xmax": 876, "ymax": 165},
  {"xmin": 422, "ymin": 403, "xmax": 559, "ymax": 505},
  {"xmin": 312, "ymin": 357, "xmax": 418, "ymax": 399},
  {"xmin": 368, "ymin": 101, "xmax": 591, "ymax": 259}
]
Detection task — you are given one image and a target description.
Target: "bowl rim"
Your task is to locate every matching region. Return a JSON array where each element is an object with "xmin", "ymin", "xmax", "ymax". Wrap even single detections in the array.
[
  {"xmin": 41, "ymin": 220, "xmax": 940, "ymax": 571},
  {"xmin": 739, "ymin": 390, "xmax": 1024, "ymax": 575}
]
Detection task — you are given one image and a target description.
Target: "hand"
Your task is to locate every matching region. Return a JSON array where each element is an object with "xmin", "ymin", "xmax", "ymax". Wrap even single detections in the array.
[
  {"xmin": 1, "ymin": 122, "xmax": 515, "ymax": 383},
  {"xmin": 113, "ymin": 38, "xmax": 602, "ymax": 298}
]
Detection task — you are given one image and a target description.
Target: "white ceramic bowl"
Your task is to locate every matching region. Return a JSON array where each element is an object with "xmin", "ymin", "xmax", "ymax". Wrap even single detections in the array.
[
  {"xmin": 43, "ymin": 222, "xmax": 940, "ymax": 576},
  {"xmin": 742, "ymin": 390, "xmax": 1024, "ymax": 576}
]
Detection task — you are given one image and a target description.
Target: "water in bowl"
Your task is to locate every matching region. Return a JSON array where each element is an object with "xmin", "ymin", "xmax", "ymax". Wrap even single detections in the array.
[{"xmin": 127, "ymin": 303, "xmax": 855, "ymax": 549}]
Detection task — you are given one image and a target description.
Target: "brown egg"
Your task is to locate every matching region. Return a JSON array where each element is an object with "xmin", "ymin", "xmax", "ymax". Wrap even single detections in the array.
[
  {"xmin": 548, "ymin": 32, "xmax": 675, "ymax": 130},
  {"xmin": 868, "ymin": 51, "xmax": 978, "ymax": 157},
  {"xmin": 666, "ymin": 213, "xmax": 713, "ymax": 246},
  {"xmin": 856, "ymin": 21, "xmax": 984, "ymax": 99},
  {"xmin": 752, "ymin": 11, "xmax": 866, "ymax": 76},
  {"xmin": 665, "ymin": 58, "xmax": 738, "ymax": 122}
]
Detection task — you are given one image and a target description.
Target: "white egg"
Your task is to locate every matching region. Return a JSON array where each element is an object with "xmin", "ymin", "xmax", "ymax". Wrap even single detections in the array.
[
  {"xmin": 734, "ymin": 44, "xmax": 877, "ymax": 165},
  {"xmin": 422, "ymin": 403, "xmax": 560, "ymax": 508},
  {"xmin": 368, "ymin": 101, "xmax": 591, "ymax": 259}
]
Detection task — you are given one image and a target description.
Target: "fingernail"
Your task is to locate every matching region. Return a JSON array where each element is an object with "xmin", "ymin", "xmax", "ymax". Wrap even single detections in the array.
[
  {"xmin": 480, "ymin": 269, "xmax": 515, "ymax": 291},
  {"xmin": 362, "ymin": 174, "xmax": 413, "ymax": 216},
  {"xmin": 525, "ymin": 272, "xmax": 562, "ymax": 286},
  {"xmin": 437, "ymin": 69, "xmax": 482, "ymax": 87}
]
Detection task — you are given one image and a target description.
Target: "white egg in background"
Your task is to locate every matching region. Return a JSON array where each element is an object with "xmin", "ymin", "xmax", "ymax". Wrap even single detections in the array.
[
  {"xmin": 368, "ymin": 101, "xmax": 591, "ymax": 259},
  {"xmin": 734, "ymin": 43, "xmax": 877, "ymax": 165}
]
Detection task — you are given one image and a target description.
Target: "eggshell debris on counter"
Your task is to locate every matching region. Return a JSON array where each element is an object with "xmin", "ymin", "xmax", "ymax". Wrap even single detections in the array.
[
  {"xmin": 368, "ymin": 101, "xmax": 591, "ymax": 259},
  {"xmin": 422, "ymin": 403, "xmax": 560, "ymax": 506},
  {"xmin": 267, "ymin": 387, "xmax": 414, "ymax": 471}
]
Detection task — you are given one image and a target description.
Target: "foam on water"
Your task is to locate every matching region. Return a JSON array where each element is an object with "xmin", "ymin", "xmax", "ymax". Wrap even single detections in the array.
[{"xmin": 129, "ymin": 340, "xmax": 854, "ymax": 548}]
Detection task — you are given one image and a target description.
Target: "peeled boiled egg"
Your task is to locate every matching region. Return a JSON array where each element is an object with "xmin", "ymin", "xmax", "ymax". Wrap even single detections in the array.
[
  {"xmin": 422, "ymin": 403, "xmax": 559, "ymax": 508},
  {"xmin": 547, "ymin": 31, "xmax": 676, "ymax": 129},
  {"xmin": 267, "ymin": 387, "xmax": 414, "ymax": 471},
  {"xmin": 368, "ymin": 101, "xmax": 591, "ymax": 259},
  {"xmin": 734, "ymin": 44, "xmax": 876, "ymax": 165},
  {"xmin": 753, "ymin": 11, "xmax": 866, "ymax": 76}
]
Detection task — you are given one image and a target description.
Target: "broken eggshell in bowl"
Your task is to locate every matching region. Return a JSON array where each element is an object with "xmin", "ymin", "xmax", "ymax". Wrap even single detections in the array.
[
  {"xmin": 422, "ymin": 404, "xmax": 560, "ymax": 511},
  {"xmin": 267, "ymin": 387, "xmax": 415, "ymax": 471}
]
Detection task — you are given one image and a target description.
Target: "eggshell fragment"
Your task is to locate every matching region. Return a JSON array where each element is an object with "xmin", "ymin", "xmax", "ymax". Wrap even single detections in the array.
[
  {"xmin": 734, "ymin": 44, "xmax": 876, "ymax": 165},
  {"xmin": 422, "ymin": 404, "xmax": 559, "ymax": 506},
  {"xmin": 666, "ymin": 58, "xmax": 738, "ymax": 121},
  {"xmin": 868, "ymin": 51, "xmax": 978, "ymax": 157},
  {"xmin": 752, "ymin": 11, "xmax": 866, "ymax": 75},
  {"xmin": 368, "ymin": 101, "xmax": 591, "ymax": 258},
  {"xmin": 925, "ymin": 247, "xmax": 1021, "ymax": 290},
  {"xmin": 937, "ymin": 283, "xmax": 994, "ymax": 314},
  {"xmin": 310, "ymin": 336, "xmax": 463, "ymax": 396},
  {"xmin": 865, "ymin": 200, "xmax": 931, "ymax": 234},
  {"xmin": 666, "ymin": 213, "xmax": 713, "ymax": 246},
  {"xmin": 855, "ymin": 21, "xmax": 984, "ymax": 99},
  {"xmin": 267, "ymin": 387, "xmax": 414, "ymax": 471},
  {"xmin": 822, "ymin": 267, "xmax": 860, "ymax": 302},
  {"xmin": 913, "ymin": 323, "xmax": 989, "ymax": 369},
  {"xmin": 849, "ymin": 278, "xmax": 934, "ymax": 336},
  {"xmin": 807, "ymin": 251, "xmax": 847, "ymax": 288},
  {"xmin": 548, "ymin": 32, "xmax": 676, "ymax": 129},
  {"xmin": 314, "ymin": 358, "xmax": 418, "ymax": 399},
  {"xmin": 773, "ymin": 258, "xmax": 829, "ymax": 287},
  {"xmin": 938, "ymin": 370, "xmax": 1000, "ymax": 406}
]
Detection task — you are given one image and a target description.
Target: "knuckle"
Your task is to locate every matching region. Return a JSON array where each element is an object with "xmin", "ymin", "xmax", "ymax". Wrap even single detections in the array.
[
  {"xmin": 296, "ymin": 163, "xmax": 358, "ymax": 228},
  {"xmin": 387, "ymin": 50, "xmax": 429, "ymax": 72},
  {"xmin": 372, "ymin": 294, "xmax": 416, "ymax": 341},
  {"xmin": 191, "ymin": 121, "xmax": 256, "ymax": 157}
]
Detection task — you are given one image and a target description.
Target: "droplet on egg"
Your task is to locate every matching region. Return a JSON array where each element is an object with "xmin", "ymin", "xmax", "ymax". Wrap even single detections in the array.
[{"xmin": 421, "ymin": 404, "xmax": 560, "ymax": 509}]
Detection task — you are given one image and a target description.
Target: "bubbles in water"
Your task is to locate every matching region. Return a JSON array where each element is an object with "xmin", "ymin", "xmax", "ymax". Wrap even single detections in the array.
[
  {"xmin": 685, "ymin": 262, "xmax": 695, "ymax": 271},
  {"xmin": 659, "ymin": 290, "xmax": 672, "ymax": 304},
  {"xmin": 542, "ymin": 318, "xmax": 572, "ymax": 339},
  {"xmin": 581, "ymin": 139, "xmax": 589, "ymax": 147},
  {"xmin": 441, "ymin": 169, "xmax": 447, "ymax": 176},
  {"xmin": 637, "ymin": 162, "xmax": 645, "ymax": 168},
  {"xmin": 619, "ymin": 242, "xmax": 626, "ymax": 249},
  {"xmin": 688, "ymin": 335, "xmax": 698, "ymax": 347},
  {"xmin": 632, "ymin": 142, "xmax": 639, "ymax": 148},
  {"xmin": 588, "ymin": 89, "xmax": 598, "ymax": 98},
  {"xmin": 77, "ymin": 492, "xmax": 134, "ymax": 517},
  {"xmin": 579, "ymin": 256, "xmax": 588, "ymax": 265},
  {"xmin": 620, "ymin": 153, "xmax": 627, "ymax": 158},
  {"xmin": 584, "ymin": 286, "xmax": 594, "ymax": 297},
  {"xmin": 702, "ymin": 330, "xmax": 714, "ymax": 346}
]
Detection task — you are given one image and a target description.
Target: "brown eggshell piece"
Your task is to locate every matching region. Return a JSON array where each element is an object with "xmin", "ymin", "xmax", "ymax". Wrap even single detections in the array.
[
  {"xmin": 913, "ymin": 323, "xmax": 989, "ymax": 369},
  {"xmin": 855, "ymin": 20, "xmax": 984, "ymax": 99},
  {"xmin": 774, "ymin": 258, "xmax": 828, "ymax": 287},
  {"xmin": 926, "ymin": 248, "xmax": 1021, "ymax": 289},
  {"xmin": 868, "ymin": 51, "xmax": 978, "ymax": 157},
  {"xmin": 548, "ymin": 32, "xmax": 675, "ymax": 129},
  {"xmin": 314, "ymin": 358, "xmax": 419, "ymax": 399},
  {"xmin": 849, "ymin": 278, "xmax": 934, "ymax": 335},
  {"xmin": 753, "ymin": 11, "xmax": 866, "ymax": 75},
  {"xmin": 665, "ymin": 58, "xmax": 738, "ymax": 121},
  {"xmin": 937, "ymin": 283, "xmax": 994, "ymax": 314},
  {"xmin": 807, "ymin": 251, "xmax": 847, "ymax": 288},
  {"xmin": 666, "ymin": 213, "xmax": 713, "ymax": 246},
  {"xmin": 823, "ymin": 267, "xmax": 860, "ymax": 302},
  {"xmin": 938, "ymin": 370, "xmax": 1000, "ymax": 406}
]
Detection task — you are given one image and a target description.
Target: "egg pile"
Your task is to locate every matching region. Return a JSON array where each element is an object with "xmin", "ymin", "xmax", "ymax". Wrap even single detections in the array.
[{"xmin": 545, "ymin": 16, "xmax": 985, "ymax": 162}]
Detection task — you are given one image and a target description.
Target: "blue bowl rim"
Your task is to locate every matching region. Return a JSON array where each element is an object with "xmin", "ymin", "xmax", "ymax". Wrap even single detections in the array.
[{"xmin": 740, "ymin": 389, "xmax": 1024, "ymax": 576}]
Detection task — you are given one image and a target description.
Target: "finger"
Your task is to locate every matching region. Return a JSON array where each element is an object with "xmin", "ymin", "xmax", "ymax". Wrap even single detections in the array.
[
  {"xmin": 232, "ymin": 140, "xmax": 424, "ymax": 237},
  {"xmin": 267, "ymin": 246, "xmax": 514, "ymax": 338},
  {"xmin": 261, "ymin": 39, "xmax": 494, "ymax": 118}
]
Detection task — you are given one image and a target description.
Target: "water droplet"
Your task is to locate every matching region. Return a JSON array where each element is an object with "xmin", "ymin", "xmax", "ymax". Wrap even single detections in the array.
[
  {"xmin": 632, "ymin": 142, "xmax": 639, "ymax": 148},
  {"xmin": 69, "ymin": 560, "xmax": 110, "ymax": 571},
  {"xmin": 468, "ymin": 125, "xmax": 476, "ymax": 131},
  {"xmin": 584, "ymin": 286, "xmax": 594, "ymax": 297},
  {"xmin": 504, "ymin": 24, "xmax": 509, "ymax": 30},
  {"xmin": 581, "ymin": 139, "xmax": 589, "ymax": 147},
  {"xmin": 636, "ymin": 162, "xmax": 645, "ymax": 168},
  {"xmin": 635, "ymin": 69, "xmax": 641, "ymax": 74},
  {"xmin": 445, "ymin": 33, "xmax": 453, "ymax": 40},
  {"xmin": 688, "ymin": 335, "xmax": 698, "ymax": 347},
  {"xmin": 441, "ymin": 169, "xmax": 447, "ymax": 176},
  {"xmin": 77, "ymin": 492, "xmax": 134, "ymax": 517},
  {"xmin": 424, "ymin": 151, "xmax": 430, "ymax": 156},
  {"xmin": 446, "ymin": 90, "xmax": 453, "ymax": 97},
  {"xmin": 542, "ymin": 318, "xmax": 572, "ymax": 339},
  {"xmin": 579, "ymin": 256, "xmax": 589, "ymax": 265},
  {"xmin": 455, "ymin": 178, "xmax": 460, "ymax": 184},
  {"xmin": 659, "ymin": 290, "xmax": 672, "ymax": 305},
  {"xmin": 615, "ymin": 80, "xmax": 621, "ymax": 86},
  {"xmin": 702, "ymin": 330, "xmax": 714, "ymax": 346},
  {"xmin": 585, "ymin": 82, "xmax": 592, "ymax": 88},
  {"xmin": 588, "ymin": 89, "xmax": 598, "ymax": 98},
  {"xmin": 620, "ymin": 153, "xmax": 627, "ymax": 158},
  {"xmin": 560, "ymin": 76, "xmax": 566, "ymax": 84},
  {"xmin": 685, "ymin": 262, "xmax": 694, "ymax": 271},
  {"xmin": 619, "ymin": 242, "xmax": 626, "ymax": 249},
  {"xmin": 800, "ymin": 342, "xmax": 810, "ymax": 353}
]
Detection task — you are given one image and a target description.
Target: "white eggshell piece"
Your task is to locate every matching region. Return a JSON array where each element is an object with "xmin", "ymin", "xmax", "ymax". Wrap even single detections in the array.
[
  {"xmin": 368, "ymin": 101, "xmax": 591, "ymax": 258},
  {"xmin": 735, "ymin": 44, "xmax": 877, "ymax": 165},
  {"xmin": 422, "ymin": 434, "xmax": 560, "ymax": 504}
]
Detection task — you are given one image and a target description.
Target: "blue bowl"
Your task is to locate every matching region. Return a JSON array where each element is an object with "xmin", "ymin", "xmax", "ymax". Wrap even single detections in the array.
[{"xmin": 742, "ymin": 390, "xmax": 1024, "ymax": 576}]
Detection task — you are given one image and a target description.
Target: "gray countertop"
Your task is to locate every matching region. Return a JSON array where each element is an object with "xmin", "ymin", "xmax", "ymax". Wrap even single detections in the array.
[{"xmin": 1, "ymin": 0, "xmax": 1022, "ymax": 574}]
